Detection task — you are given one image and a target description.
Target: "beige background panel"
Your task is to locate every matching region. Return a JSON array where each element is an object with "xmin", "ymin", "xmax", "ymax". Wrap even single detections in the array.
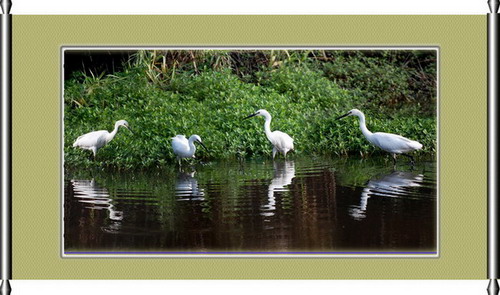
[{"xmin": 12, "ymin": 15, "xmax": 485, "ymax": 279}]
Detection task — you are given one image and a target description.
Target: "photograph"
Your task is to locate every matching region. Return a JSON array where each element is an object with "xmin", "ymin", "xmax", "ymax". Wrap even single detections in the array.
[{"xmin": 63, "ymin": 49, "xmax": 438, "ymax": 255}]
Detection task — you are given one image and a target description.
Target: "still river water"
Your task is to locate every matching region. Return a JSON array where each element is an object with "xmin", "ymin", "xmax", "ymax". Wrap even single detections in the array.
[{"xmin": 64, "ymin": 157, "xmax": 437, "ymax": 254}]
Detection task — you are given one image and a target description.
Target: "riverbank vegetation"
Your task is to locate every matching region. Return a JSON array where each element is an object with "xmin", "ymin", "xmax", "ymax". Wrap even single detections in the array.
[{"xmin": 64, "ymin": 50, "xmax": 437, "ymax": 169}]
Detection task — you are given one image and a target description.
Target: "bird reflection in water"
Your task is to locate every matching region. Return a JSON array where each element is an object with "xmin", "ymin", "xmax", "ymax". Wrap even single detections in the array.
[
  {"xmin": 262, "ymin": 160, "xmax": 296, "ymax": 217},
  {"xmin": 71, "ymin": 179, "xmax": 123, "ymax": 233},
  {"xmin": 175, "ymin": 170, "xmax": 205, "ymax": 201},
  {"xmin": 350, "ymin": 170, "xmax": 424, "ymax": 220}
]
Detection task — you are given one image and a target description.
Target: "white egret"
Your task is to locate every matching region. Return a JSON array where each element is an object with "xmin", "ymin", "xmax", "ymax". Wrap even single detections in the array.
[
  {"xmin": 244, "ymin": 109, "xmax": 294, "ymax": 159},
  {"xmin": 171, "ymin": 134, "xmax": 208, "ymax": 165},
  {"xmin": 336, "ymin": 109, "xmax": 423, "ymax": 165},
  {"xmin": 72, "ymin": 120, "xmax": 132, "ymax": 159}
]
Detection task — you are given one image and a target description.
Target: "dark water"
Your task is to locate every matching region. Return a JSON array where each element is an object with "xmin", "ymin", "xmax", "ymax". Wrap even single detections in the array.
[{"xmin": 64, "ymin": 157, "xmax": 437, "ymax": 254}]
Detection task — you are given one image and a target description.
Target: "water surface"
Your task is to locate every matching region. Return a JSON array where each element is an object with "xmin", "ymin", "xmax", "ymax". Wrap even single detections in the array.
[{"xmin": 64, "ymin": 157, "xmax": 437, "ymax": 254}]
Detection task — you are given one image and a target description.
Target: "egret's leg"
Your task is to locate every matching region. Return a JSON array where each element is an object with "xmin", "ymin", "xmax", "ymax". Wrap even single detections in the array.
[
  {"xmin": 92, "ymin": 148, "xmax": 97, "ymax": 161},
  {"xmin": 402, "ymin": 153, "xmax": 415, "ymax": 165},
  {"xmin": 392, "ymin": 154, "xmax": 397, "ymax": 165},
  {"xmin": 272, "ymin": 147, "xmax": 277, "ymax": 159}
]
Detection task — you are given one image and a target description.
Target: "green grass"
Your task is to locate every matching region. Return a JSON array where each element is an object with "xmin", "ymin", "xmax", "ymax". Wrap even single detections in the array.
[{"xmin": 64, "ymin": 50, "xmax": 437, "ymax": 169}]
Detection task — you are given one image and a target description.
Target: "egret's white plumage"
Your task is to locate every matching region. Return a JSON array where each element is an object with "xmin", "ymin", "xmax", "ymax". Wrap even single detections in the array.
[
  {"xmin": 244, "ymin": 109, "xmax": 294, "ymax": 159},
  {"xmin": 171, "ymin": 134, "xmax": 207, "ymax": 165},
  {"xmin": 72, "ymin": 120, "xmax": 132, "ymax": 159},
  {"xmin": 337, "ymin": 109, "xmax": 423, "ymax": 164}
]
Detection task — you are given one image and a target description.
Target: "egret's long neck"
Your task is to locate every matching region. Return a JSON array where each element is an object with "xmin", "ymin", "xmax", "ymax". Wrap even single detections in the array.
[
  {"xmin": 263, "ymin": 114, "xmax": 273, "ymax": 141},
  {"xmin": 107, "ymin": 125, "xmax": 120, "ymax": 143},
  {"xmin": 188, "ymin": 138, "xmax": 197, "ymax": 153},
  {"xmin": 357, "ymin": 113, "xmax": 373, "ymax": 139}
]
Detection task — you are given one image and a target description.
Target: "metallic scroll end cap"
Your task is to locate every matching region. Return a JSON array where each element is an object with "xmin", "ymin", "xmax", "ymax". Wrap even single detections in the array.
[
  {"xmin": 0, "ymin": 280, "xmax": 12, "ymax": 295},
  {"xmin": 488, "ymin": 279, "xmax": 500, "ymax": 295},
  {"xmin": 489, "ymin": 0, "xmax": 500, "ymax": 13},
  {"xmin": 0, "ymin": 0, "xmax": 12, "ymax": 14}
]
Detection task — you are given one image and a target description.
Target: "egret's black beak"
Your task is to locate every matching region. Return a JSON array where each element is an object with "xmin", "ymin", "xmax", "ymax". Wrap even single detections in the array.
[
  {"xmin": 336, "ymin": 113, "xmax": 350, "ymax": 120},
  {"xmin": 243, "ymin": 113, "xmax": 257, "ymax": 120},
  {"xmin": 198, "ymin": 140, "xmax": 209, "ymax": 152},
  {"xmin": 126, "ymin": 126, "xmax": 134, "ymax": 134}
]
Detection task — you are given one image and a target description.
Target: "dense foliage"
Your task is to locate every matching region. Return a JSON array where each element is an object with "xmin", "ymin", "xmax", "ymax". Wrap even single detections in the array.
[{"xmin": 64, "ymin": 50, "xmax": 437, "ymax": 169}]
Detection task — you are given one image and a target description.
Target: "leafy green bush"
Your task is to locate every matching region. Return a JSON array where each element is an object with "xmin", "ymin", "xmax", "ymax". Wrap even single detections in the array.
[
  {"xmin": 321, "ymin": 51, "xmax": 437, "ymax": 116},
  {"xmin": 64, "ymin": 50, "xmax": 437, "ymax": 169}
]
